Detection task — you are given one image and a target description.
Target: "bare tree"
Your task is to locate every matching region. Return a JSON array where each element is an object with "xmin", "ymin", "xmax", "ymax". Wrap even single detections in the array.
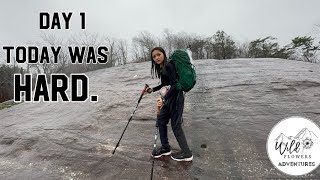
[
  {"xmin": 236, "ymin": 41, "xmax": 250, "ymax": 58},
  {"xmin": 172, "ymin": 32, "xmax": 190, "ymax": 49},
  {"xmin": 105, "ymin": 37, "xmax": 119, "ymax": 67},
  {"xmin": 117, "ymin": 39, "xmax": 128, "ymax": 65},
  {"xmin": 189, "ymin": 36, "xmax": 206, "ymax": 60},
  {"xmin": 132, "ymin": 31, "xmax": 156, "ymax": 62},
  {"xmin": 69, "ymin": 32, "xmax": 108, "ymax": 71},
  {"xmin": 26, "ymin": 34, "xmax": 71, "ymax": 81},
  {"xmin": 162, "ymin": 28, "xmax": 174, "ymax": 55}
]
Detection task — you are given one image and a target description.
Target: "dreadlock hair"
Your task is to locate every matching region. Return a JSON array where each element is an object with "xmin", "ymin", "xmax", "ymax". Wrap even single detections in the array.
[{"xmin": 150, "ymin": 47, "xmax": 167, "ymax": 79}]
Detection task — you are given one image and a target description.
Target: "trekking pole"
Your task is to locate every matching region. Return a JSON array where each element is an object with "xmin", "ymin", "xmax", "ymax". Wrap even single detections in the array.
[
  {"xmin": 150, "ymin": 122, "xmax": 158, "ymax": 180},
  {"xmin": 150, "ymin": 92, "xmax": 162, "ymax": 180},
  {"xmin": 112, "ymin": 84, "xmax": 149, "ymax": 154}
]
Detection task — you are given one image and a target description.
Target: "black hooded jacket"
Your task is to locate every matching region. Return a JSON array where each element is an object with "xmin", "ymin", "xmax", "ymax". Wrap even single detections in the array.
[{"xmin": 152, "ymin": 62, "xmax": 178, "ymax": 102}]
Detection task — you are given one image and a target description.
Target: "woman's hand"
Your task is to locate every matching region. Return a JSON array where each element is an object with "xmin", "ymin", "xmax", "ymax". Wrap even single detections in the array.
[
  {"xmin": 156, "ymin": 96, "xmax": 163, "ymax": 115},
  {"xmin": 147, "ymin": 87, "xmax": 153, "ymax": 93},
  {"xmin": 143, "ymin": 87, "xmax": 153, "ymax": 94},
  {"xmin": 157, "ymin": 97, "xmax": 163, "ymax": 108}
]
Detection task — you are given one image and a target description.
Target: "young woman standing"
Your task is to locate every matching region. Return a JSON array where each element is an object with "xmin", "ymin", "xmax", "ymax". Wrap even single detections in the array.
[{"xmin": 144, "ymin": 47, "xmax": 193, "ymax": 162}]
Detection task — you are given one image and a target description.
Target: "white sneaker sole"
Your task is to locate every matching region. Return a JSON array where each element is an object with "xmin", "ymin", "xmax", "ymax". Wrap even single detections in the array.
[
  {"xmin": 152, "ymin": 151, "xmax": 172, "ymax": 158},
  {"xmin": 171, "ymin": 155, "xmax": 193, "ymax": 162}
]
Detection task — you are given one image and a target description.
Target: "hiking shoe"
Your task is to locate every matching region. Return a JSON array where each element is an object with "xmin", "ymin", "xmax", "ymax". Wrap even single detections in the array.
[
  {"xmin": 171, "ymin": 151, "xmax": 193, "ymax": 162},
  {"xmin": 152, "ymin": 146, "xmax": 171, "ymax": 158}
]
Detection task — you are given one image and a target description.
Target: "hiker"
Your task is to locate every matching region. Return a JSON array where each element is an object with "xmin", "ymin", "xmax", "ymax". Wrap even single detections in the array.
[{"xmin": 143, "ymin": 47, "xmax": 193, "ymax": 162}]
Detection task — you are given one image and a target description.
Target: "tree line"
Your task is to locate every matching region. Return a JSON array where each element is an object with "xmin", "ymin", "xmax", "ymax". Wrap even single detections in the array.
[
  {"xmin": 132, "ymin": 28, "xmax": 320, "ymax": 63},
  {"xmin": 1, "ymin": 27, "xmax": 319, "ymax": 102}
]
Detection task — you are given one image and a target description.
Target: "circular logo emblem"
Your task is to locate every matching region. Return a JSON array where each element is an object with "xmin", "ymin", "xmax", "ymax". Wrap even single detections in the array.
[{"xmin": 267, "ymin": 116, "xmax": 320, "ymax": 176}]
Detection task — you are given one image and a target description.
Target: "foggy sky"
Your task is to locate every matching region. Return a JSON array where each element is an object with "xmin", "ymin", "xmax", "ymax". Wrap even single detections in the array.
[{"xmin": 1, "ymin": 0, "xmax": 320, "ymax": 48}]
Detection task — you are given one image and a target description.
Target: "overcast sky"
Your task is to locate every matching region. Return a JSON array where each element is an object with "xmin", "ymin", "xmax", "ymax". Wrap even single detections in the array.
[{"xmin": 1, "ymin": 0, "xmax": 320, "ymax": 47}]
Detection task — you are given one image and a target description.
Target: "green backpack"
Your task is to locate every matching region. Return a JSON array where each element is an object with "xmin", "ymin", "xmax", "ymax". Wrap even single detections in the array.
[{"xmin": 168, "ymin": 49, "xmax": 196, "ymax": 92}]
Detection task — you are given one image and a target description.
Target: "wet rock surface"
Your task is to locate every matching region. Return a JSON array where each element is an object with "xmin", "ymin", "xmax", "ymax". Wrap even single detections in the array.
[{"xmin": 1, "ymin": 58, "xmax": 320, "ymax": 179}]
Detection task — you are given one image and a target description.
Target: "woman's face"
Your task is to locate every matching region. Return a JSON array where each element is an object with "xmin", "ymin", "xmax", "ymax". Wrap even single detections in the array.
[{"xmin": 152, "ymin": 50, "xmax": 165, "ymax": 65}]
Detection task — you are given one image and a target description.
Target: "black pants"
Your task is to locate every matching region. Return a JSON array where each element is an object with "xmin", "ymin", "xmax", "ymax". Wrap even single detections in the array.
[{"xmin": 157, "ymin": 92, "xmax": 191, "ymax": 153}]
